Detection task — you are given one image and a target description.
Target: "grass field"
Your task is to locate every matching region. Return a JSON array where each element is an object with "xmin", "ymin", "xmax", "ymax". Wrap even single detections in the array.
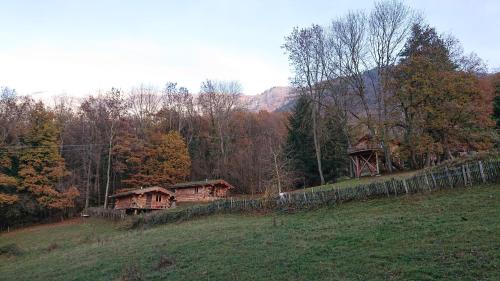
[
  {"xmin": 290, "ymin": 171, "xmax": 417, "ymax": 194},
  {"xmin": 1, "ymin": 184, "xmax": 499, "ymax": 281}
]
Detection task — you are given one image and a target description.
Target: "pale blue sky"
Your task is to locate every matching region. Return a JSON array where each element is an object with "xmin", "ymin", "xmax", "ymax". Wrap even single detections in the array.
[{"xmin": 0, "ymin": 0, "xmax": 498, "ymax": 97}]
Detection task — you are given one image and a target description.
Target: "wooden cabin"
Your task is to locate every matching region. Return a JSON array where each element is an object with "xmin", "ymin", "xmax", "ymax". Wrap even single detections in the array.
[
  {"xmin": 109, "ymin": 186, "xmax": 175, "ymax": 213},
  {"xmin": 168, "ymin": 179, "xmax": 234, "ymax": 202}
]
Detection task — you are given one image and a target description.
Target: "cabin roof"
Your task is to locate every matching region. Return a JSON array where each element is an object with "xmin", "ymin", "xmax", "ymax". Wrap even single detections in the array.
[
  {"xmin": 348, "ymin": 134, "xmax": 382, "ymax": 155},
  {"xmin": 109, "ymin": 186, "xmax": 174, "ymax": 198},
  {"xmin": 171, "ymin": 179, "xmax": 235, "ymax": 189}
]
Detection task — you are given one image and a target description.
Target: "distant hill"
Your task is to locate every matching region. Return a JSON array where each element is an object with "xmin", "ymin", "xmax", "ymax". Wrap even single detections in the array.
[
  {"xmin": 241, "ymin": 70, "xmax": 380, "ymax": 113},
  {"xmin": 240, "ymin": 86, "xmax": 296, "ymax": 112}
]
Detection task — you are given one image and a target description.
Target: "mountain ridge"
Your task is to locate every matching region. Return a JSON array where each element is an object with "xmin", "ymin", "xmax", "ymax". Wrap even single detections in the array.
[{"xmin": 240, "ymin": 86, "xmax": 295, "ymax": 112}]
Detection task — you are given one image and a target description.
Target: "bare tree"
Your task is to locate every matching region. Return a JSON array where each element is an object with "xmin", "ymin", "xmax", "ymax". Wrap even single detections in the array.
[
  {"xmin": 368, "ymin": 0, "xmax": 417, "ymax": 172},
  {"xmin": 330, "ymin": 12, "xmax": 375, "ymax": 133},
  {"xmin": 103, "ymin": 88, "xmax": 125, "ymax": 209},
  {"xmin": 162, "ymin": 82, "xmax": 195, "ymax": 136},
  {"xmin": 283, "ymin": 25, "xmax": 329, "ymax": 185},
  {"xmin": 197, "ymin": 80, "xmax": 241, "ymax": 177},
  {"xmin": 127, "ymin": 85, "xmax": 161, "ymax": 137}
]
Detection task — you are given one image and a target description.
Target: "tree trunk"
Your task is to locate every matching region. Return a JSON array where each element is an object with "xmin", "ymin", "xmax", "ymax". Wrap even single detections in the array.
[
  {"xmin": 103, "ymin": 126, "xmax": 114, "ymax": 208},
  {"xmin": 311, "ymin": 104, "xmax": 325, "ymax": 185},
  {"xmin": 272, "ymin": 149, "xmax": 282, "ymax": 193},
  {"xmin": 383, "ymin": 142, "xmax": 392, "ymax": 173},
  {"xmin": 95, "ymin": 153, "xmax": 101, "ymax": 206},
  {"xmin": 85, "ymin": 155, "xmax": 91, "ymax": 209}
]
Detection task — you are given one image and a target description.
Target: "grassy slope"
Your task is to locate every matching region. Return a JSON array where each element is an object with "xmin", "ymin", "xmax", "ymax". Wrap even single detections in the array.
[
  {"xmin": 1, "ymin": 184, "xmax": 499, "ymax": 281},
  {"xmin": 290, "ymin": 170, "xmax": 417, "ymax": 194}
]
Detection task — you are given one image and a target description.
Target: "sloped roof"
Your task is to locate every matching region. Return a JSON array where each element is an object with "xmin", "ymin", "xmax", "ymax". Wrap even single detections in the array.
[
  {"xmin": 170, "ymin": 179, "xmax": 235, "ymax": 189},
  {"xmin": 348, "ymin": 134, "xmax": 382, "ymax": 155},
  {"xmin": 109, "ymin": 186, "xmax": 174, "ymax": 198}
]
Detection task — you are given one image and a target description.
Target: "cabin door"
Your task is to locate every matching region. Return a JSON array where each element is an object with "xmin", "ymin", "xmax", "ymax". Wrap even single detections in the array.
[{"xmin": 146, "ymin": 194, "xmax": 152, "ymax": 208}]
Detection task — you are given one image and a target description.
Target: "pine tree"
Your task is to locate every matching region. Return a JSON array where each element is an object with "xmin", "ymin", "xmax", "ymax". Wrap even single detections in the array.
[
  {"xmin": 493, "ymin": 80, "xmax": 500, "ymax": 129},
  {"xmin": 321, "ymin": 107, "xmax": 349, "ymax": 181},
  {"xmin": 18, "ymin": 103, "xmax": 79, "ymax": 209},
  {"xmin": 285, "ymin": 96, "xmax": 319, "ymax": 187}
]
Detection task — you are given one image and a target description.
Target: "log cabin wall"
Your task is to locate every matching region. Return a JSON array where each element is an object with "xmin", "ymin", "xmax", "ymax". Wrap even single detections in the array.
[
  {"xmin": 115, "ymin": 196, "xmax": 134, "ymax": 209},
  {"xmin": 173, "ymin": 184, "xmax": 230, "ymax": 202},
  {"xmin": 114, "ymin": 191, "xmax": 173, "ymax": 210}
]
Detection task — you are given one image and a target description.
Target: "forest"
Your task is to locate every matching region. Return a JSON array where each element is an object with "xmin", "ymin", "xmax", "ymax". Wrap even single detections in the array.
[{"xmin": 1, "ymin": 0, "xmax": 499, "ymax": 228}]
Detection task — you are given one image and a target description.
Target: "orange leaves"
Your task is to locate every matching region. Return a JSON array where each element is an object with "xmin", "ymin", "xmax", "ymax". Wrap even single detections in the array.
[
  {"xmin": 16, "ymin": 103, "xmax": 79, "ymax": 210},
  {"xmin": 0, "ymin": 193, "xmax": 17, "ymax": 205},
  {"xmin": 115, "ymin": 130, "xmax": 191, "ymax": 189},
  {"xmin": 0, "ymin": 174, "xmax": 18, "ymax": 187}
]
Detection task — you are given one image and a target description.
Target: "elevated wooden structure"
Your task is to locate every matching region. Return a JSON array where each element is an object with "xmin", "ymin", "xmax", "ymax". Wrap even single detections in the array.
[{"xmin": 348, "ymin": 135, "xmax": 382, "ymax": 178}]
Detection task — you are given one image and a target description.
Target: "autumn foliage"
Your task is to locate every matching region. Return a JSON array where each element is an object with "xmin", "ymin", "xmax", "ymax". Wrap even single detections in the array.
[{"xmin": 114, "ymin": 131, "xmax": 191, "ymax": 189}]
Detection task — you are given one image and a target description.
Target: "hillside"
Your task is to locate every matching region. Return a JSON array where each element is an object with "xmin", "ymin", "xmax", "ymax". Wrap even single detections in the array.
[
  {"xmin": 240, "ymin": 69, "xmax": 379, "ymax": 113},
  {"xmin": 240, "ymin": 86, "xmax": 295, "ymax": 112},
  {"xmin": 1, "ymin": 184, "xmax": 499, "ymax": 281}
]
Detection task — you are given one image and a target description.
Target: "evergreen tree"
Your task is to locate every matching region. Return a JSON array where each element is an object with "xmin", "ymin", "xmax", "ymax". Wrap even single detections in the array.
[
  {"xmin": 321, "ymin": 107, "xmax": 349, "ymax": 181},
  {"xmin": 285, "ymin": 96, "xmax": 319, "ymax": 187},
  {"xmin": 493, "ymin": 80, "xmax": 500, "ymax": 129}
]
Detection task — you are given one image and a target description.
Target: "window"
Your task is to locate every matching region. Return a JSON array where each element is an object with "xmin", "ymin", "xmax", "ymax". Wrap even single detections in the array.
[
  {"xmin": 194, "ymin": 187, "xmax": 199, "ymax": 194},
  {"xmin": 155, "ymin": 195, "xmax": 161, "ymax": 202}
]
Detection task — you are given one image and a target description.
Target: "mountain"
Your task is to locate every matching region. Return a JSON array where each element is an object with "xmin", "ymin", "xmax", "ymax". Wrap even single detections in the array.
[
  {"xmin": 242, "ymin": 69, "xmax": 379, "ymax": 113},
  {"xmin": 240, "ymin": 86, "xmax": 295, "ymax": 112}
]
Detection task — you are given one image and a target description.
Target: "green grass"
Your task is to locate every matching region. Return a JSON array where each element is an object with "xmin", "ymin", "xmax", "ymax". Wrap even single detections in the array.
[
  {"xmin": 291, "ymin": 170, "xmax": 418, "ymax": 193},
  {"xmin": 1, "ymin": 184, "xmax": 499, "ymax": 281}
]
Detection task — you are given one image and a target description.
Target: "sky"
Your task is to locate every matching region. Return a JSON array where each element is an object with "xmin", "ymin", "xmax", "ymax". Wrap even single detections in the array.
[{"xmin": 0, "ymin": 0, "xmax": 499, "ymax": 98}]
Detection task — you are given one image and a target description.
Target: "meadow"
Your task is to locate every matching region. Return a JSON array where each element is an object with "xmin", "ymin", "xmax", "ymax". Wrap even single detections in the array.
[{"xmin": 1, "ymin": 183, "xmax": 499, "ymax": 281}]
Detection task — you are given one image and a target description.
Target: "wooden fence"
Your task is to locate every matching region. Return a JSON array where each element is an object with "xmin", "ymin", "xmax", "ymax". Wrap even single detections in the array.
[
  {"xmin": 128, "ymin": 159, "xmax": 500, "ymax": 228},
  {"xmin": 83, "ymin": 207, "xmax": 126, "ymax": 220}
]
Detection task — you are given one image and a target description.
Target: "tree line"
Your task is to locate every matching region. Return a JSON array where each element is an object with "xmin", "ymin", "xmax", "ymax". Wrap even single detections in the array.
[
  {"xmin": 283, "ymin": 0, "xmax": 498, "ymax": 187},
  {"xmin": 1, "ymin": 0, "xmax": 499, "ymax": 227},
  {"xmin": 0, "ymin": 82, "xmax": 288, "ymax": 227}
]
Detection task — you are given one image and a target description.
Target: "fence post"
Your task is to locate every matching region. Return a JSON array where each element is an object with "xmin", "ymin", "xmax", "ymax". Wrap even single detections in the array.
[
  {"xmin": 478, "ymin": 161, "xmax": 487, "ymax": 183},
  {"xmin": 466, "ymin": 164, "xmax": 472, "ymax": 186},
  {"xmin": 445, "ymin": 167, "xmax": 453, "ymax": 187},
  {"xmin": 403, "ymin": 179, "xmax": 409, "ymax": 194},
  {"xmin": 424, "ymin": 174, "xmax": 432, "ymax": 191},
  {"xmin": 430, "ymin": 172, "xmax": 437, "ymax": 188},
  {"xmin": 461, "ymin": 165, "xmax": 468, "ymax": 187}
]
